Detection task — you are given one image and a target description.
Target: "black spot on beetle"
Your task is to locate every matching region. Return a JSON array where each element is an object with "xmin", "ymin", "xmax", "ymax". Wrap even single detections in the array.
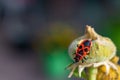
[
  {"xmin": 78, "ymin": 50, "xmax": 83, "ymax": 55},
  {"xmin": 84, "ymin": 48, "xmax": 88, "ymax": 52},
  {"xmin": 79, "ymin": 45, "xmax": 82, "ymax": 49}
]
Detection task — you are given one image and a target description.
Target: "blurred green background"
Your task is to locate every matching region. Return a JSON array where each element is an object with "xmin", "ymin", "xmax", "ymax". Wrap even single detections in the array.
[{"xmin": 0, "ymin": 0, "xmax": 120, "ymax": 80}]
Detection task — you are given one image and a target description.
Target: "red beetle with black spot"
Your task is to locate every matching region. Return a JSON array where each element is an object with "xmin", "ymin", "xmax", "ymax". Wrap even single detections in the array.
[{"xmin": 74, "ymin": 39, "xmax": 92, "ymax": 63}]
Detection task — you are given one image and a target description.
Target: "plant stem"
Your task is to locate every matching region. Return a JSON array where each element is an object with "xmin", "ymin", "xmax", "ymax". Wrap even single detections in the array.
[{"xmin": 88, "ymin": 67, "xmax": 98, "ymax": 80}]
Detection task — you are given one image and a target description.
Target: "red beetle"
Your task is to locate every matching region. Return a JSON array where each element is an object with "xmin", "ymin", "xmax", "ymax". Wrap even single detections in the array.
[{"xmin": 74, "ymin": 39, "xmax": 92, "ymax": 63}]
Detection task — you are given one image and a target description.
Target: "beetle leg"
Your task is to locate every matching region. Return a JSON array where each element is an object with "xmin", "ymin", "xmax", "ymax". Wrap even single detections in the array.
[
  {"xmin": 81, "ymin": 59, "xmax": 84, "ymax": 63},
  {"xmin": 84, "ymin": 57, "xmax": 87, "ymax": 60},
  {"xmin": 77, "ymin": 44, "xmax": 79, "ymax": 47}
]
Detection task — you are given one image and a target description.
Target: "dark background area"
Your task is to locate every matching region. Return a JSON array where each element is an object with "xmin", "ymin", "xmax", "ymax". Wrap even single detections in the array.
[{"xmin": 0, "ymin": 0, "xmax": 120, "ymax": 80}]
